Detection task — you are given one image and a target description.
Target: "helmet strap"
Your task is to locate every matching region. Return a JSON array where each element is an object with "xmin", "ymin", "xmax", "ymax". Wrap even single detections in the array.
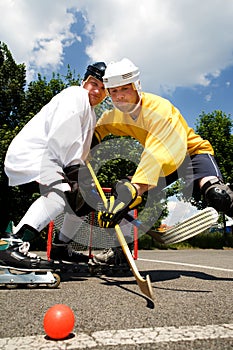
[
  {"xmin": 128, "ymin": 95, "xmax": 142, "ymax": 119},
  {"xmin": 112, "ymin": 93, "xmax": 142, "ymax": 119}
]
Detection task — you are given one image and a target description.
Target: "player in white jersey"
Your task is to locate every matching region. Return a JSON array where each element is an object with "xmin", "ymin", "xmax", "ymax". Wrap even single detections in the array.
[{"xmin": 1, "ymin": 62, "xmax": 106, "ymax": 270}]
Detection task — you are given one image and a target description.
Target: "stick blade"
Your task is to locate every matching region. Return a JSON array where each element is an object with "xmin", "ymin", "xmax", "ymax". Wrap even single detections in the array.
[{"xmin": 136, "ymin": 274, "xmax": 154, "ymax": 301}]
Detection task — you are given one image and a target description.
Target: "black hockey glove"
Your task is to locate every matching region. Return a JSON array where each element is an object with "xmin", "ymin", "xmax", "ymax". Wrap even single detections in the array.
[
  {"xmin": 63, "ymin": 165, "xmax": 98, "ymax": 215},
  {"xmin": 98, "ymin": 179, "xmax": 142, "ymax": 228},
  {"xmin": 63, "ymin": 165, "xmax": 85, "ymax": 214}
]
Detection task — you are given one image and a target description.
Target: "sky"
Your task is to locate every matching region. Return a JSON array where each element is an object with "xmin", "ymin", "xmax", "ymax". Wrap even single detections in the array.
[{"xmin": 1, "ymin": 0, "xmax": 233, "ymax": 129}]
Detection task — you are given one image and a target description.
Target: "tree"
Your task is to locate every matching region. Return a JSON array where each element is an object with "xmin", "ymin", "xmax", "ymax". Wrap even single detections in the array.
[
  {"xmin": 195, "ymin": 110, "xmax": 233, "ymax": 182},
  {"xmin": 23, "ymin": 68, "xmax": 81, "ymax": 118},
  {"xmin": 0, "ymin": 42, "xmax": 26, "ymax": 129},
  {"xmin": 0, "ymin": 42, "xmax": 27, "ymax": 231}
]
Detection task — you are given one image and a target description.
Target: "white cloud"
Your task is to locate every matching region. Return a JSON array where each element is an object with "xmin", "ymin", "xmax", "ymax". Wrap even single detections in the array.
[
  {"xmin": 0, "ymin": 0, "xmax": 77, "ymax": 79},
  {"xmin": 1, "ymin": 0, "xmax": 233, "ymax": 94},
  {"xmin": 205, "ymin": 93, "xmax": 212, "ymax": 102},
  {"xmin": 80, "ymin": 0, "xmax": 233, "ymax": 93},
  {"xmin": 163, "ymin": 198, "xmax": 198, "ymax": 226}
]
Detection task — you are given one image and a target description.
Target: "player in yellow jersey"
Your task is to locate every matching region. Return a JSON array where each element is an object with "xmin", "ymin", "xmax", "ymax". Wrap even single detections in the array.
[{"xmin": 92, "ymin": 58, "xmax": 233, "ymax": 264}]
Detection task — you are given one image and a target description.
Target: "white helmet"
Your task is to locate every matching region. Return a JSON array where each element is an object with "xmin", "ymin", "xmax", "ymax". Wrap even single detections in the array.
[{"xmin": 103, "ymin": 58, "xmax": 141, "ymax": 92}]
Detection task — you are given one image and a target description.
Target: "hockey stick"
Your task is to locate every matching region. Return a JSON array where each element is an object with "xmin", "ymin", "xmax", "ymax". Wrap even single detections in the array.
[
  {"xmin": 125, "ymin": 207, "xmax": 218, "ymax": 245},
  {"xmin": 86, "ymin": 160, "xmax": 154, "ymax": 302}
]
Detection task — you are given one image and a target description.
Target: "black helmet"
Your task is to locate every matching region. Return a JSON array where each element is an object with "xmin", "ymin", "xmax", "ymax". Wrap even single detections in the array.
[{"xmin": 83, "ymin": 62, "xmax": 106, "ymax": 82}]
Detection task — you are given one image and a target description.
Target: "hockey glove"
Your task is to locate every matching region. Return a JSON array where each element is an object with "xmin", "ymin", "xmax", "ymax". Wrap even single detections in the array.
[
  {"xmin": 63, "ymin": 165, "xmax": 97, "ymax": 215},
  {"xmin": 98, "ymin": 179, "xmax": 142, "ymax": 228}
]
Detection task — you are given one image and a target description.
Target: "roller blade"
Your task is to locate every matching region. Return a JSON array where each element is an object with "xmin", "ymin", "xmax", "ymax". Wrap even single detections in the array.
[{"xmin": 0, "ymin": 265, "xmax": 60, "ymax": 289}]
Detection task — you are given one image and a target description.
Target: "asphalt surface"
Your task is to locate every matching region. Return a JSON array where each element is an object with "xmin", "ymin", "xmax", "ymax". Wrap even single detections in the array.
[{"xmin": 0, "ymin": 249, "xmax": 233, "ymax": 350}]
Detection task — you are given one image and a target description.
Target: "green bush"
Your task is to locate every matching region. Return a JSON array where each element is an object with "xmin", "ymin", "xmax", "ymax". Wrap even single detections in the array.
[
  {"xmin": 138, "ymin": 234, "xmax": 154, "ymax": 250},
  {"xmin": 189, "ymin": 230, "xmax": 233, "ymax": 249}
]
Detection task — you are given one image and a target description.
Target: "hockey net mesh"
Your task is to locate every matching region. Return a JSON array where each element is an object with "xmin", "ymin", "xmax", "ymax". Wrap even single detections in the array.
[{"xmin": 47, "ymin": 188, "xmax": 138, "ymax": 259}]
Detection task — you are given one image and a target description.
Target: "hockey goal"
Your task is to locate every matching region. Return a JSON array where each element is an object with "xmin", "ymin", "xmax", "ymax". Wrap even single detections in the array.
[{"xmin": 47, "ymin": 188, "xmax": 138, "ymax": 260}]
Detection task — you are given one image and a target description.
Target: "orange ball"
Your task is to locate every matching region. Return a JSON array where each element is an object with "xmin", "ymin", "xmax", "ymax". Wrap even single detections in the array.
[{"xmin": 43, "ymin": 304, "xmax": 75, "ymax": 340}]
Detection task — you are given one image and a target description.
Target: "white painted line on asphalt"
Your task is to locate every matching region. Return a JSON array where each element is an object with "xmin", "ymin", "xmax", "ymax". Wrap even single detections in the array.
[
  {"xmin": 138, "ymin": 258, "xmax": 233, "ymax": 272},
  {"xmin": 0, "ymin": 324, "xmax": 233, "ymax": 349}
]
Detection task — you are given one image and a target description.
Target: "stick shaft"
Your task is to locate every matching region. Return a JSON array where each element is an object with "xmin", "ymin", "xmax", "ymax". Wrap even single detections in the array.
[{"xmin": 86, "ymin": 160, "xmax": 154, "ymax": 301}]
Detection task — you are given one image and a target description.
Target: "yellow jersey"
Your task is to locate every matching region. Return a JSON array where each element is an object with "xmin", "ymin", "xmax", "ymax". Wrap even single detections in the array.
[{"xmin": 95, "ymin": 92, "xmax": 213, "ymax": 187}]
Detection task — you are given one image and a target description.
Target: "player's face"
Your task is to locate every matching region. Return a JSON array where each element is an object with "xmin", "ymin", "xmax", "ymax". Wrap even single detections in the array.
[
  {"xmin": 108, "ymin": 83, "xmax": 140, "ymax": 113},
  {"xmin": 83, "ymin": 77, "xmax": 106, "ymax": 106}
]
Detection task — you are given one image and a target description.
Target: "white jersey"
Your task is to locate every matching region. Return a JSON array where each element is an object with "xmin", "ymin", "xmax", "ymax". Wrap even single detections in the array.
[{"xmin": 5, "ymin": 86, "xmax": 96, "ymax": 186}]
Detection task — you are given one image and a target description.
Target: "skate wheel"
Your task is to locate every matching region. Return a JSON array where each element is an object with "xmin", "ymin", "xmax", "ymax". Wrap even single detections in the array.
[
  {"xmin": 27, "ymin": 283, "xmax": 37, "ymax": 289},
  {"xmin": 106, "ymin": 267, "xmax": 114, "ymax": 276},
  {"xmin": 60, "ymin": 266, "xmax": 68, "ymax": 273},
  {"xmin": 72, "ymin": 265, "xmax": 80, "ymax": 273},
  {"xmin": 89, "ymin": 266, "xmax": 97, "ymax": 276},
  {"xmin": 47, "ymin": 273, "xmax": 61, "ymax": 288},
  {"xmin": 6, "ymin": 283, "xmax": 18, "ymax": 289}
]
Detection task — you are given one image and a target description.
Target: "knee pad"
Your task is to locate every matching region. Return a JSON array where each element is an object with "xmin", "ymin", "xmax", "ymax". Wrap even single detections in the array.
[{"xmin": 202, "ymin": 179, "xmax": 233, "ymax": 216}]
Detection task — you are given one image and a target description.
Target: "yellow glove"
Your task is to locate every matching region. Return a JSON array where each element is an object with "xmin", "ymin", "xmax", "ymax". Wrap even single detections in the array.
[{"xmin": 98, "ymin": 180, "xmax": 142, "ymax": 228}]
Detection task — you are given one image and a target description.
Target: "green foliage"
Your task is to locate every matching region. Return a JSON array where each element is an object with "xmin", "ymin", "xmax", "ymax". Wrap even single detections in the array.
[
  {"xmin": 92, "ymin": 135, "xmax": 142, "ymax": 186},
  {"xmin": 138, "ymin": 234, "xmax": 154, "ymax": 250},
  {"xmin": 0, "ymin": 42, "xmax": 26, "ymax": 128},
  {"xmin": 165, "ymin": 179, "xmax": 185, "ymax": 199},
  {"xmin": 94, "ymin": 96, "xmax": 113, "ymax": 120},
  {"xmin": 195, "ymin": 110, "xmax": 233, "ymax": 182},
  {"xmin": 23, "ymin": 69, "xmax": 82, "ymax": 118},
  {"xmin": 0, "ymin": 124, "xmax": 20, "ymax": 179},
  {"xmin": 62, "ymin": 64, "xmax": 81, "ymax": 87},
  {"xmin": 138, "ymin": 188, "xmax": 169, "ymax": 230},
  {"xmin": 188, "ymin": 231, "xmax": 227, "ymax": 249}
]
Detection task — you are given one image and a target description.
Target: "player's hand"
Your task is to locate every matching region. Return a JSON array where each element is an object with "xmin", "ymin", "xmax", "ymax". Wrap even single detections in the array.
[{"xmin": 98, "ymin": 180, "xmax": 142, "ymax": 228}]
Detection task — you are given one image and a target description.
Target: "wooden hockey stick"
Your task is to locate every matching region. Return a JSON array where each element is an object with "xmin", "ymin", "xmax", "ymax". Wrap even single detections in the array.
[{"xmin": 86, "ymin": 160, "xmax": 154, "ymax": 302}]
